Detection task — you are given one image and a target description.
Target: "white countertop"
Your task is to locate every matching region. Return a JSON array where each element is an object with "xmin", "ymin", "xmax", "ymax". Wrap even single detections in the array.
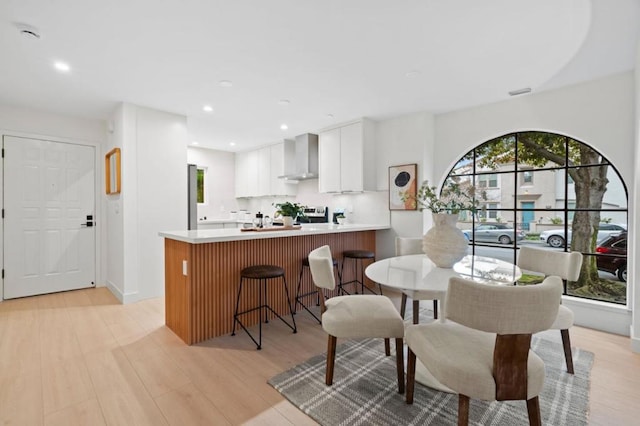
[{"xmin": 159, "ymin": 223, "xmax": 390, "ymax": 244}]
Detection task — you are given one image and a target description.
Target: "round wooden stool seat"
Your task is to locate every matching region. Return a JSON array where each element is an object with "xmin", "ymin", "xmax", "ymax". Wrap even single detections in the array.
[
  {"xmin": 241, "ymin": 265, "xmax": 285, "ymax": 279},
  {"xmin": 343, "ymin": 250, "xmax": 375, "ymax": 259}
]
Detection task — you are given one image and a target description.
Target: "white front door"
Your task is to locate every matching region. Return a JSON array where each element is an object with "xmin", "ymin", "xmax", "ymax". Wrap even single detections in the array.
[{"xmin": 3, "ymin": 135, "xmax": 96, "ymax": 299}]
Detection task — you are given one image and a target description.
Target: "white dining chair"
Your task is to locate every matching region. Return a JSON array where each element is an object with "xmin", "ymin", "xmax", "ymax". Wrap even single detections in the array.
[
  {"xmin": 396, "ymin": 237, "xmax": 440, "ymax": 323},
  {"xmin": 307, "ymin": 245, "xmax": 405, "ymax": 392},
  {"xmin": 517, "ymin": 245, "xmax": 583, "ymax": 374},
  {"xmin": 406, "ymin": 275, "xmax": 563, "ymax": 426}
]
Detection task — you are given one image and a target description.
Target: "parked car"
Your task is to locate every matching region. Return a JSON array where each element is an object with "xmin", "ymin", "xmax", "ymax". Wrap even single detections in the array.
[
  {"xmin": 596, "ymin": 232, "xmax": 627, "ymax": 282},
  {"xmin": 539, "ymin": 223, "xmax": 626, "ymax": 248},
  {"xmin": 462, "ymin": 223, "xmax": 526, "ymax": 245}
]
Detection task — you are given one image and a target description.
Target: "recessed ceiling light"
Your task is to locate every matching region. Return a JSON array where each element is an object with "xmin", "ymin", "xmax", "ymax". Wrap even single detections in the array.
[
  {"xmin": 278, "ymin": 99, "xmax": 290, "ymax": 106},
  {"xmin": 229, "ymin": 142, "xmax": 236, "ymax": 146},
  {"xmin": 405, "ymin": 70, "xmax": 420, "ymax": 78},
  {"xmin": 219, "ymin": 80, "xmax": 233, "ymax": 87},
  {"xmin": 280, "ymin": 124, "xmax": 288, "ymax": 130},
  {"xmin": 203, "ymin": 105, "xmax": 214, "ymax": 112},
  {"xmin": 508, "ymin": 87, "xmax": 532, "ymax": 96},
  {"xmin": 53, "ymin": 61, "xmax": 71, "ymax": 73},
  {"xmin": 192, "ymin": 141, "xmax": 199, "ymax": 145}
]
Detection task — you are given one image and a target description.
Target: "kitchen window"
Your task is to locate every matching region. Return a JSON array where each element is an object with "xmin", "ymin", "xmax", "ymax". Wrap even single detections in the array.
[{"xmin": 197, "ymin": 167, "xmax": 206, "ymax": 204}]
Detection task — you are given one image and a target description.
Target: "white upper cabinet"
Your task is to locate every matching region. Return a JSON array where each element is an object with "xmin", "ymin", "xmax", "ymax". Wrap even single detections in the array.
[
  {"xmin": 318, "ymin": 127, "xmax": 341, "ymax": 193},
  {"xmin": 318, "ymin": 119, "xmax": 375, "ymax": 193},
  {"xmin": 235, "ymin": 142, "xmax": 296, "ymax": 198},
  {"xmin": 257, "ymin": 146, "xmax": 271, "ymax": 196}
]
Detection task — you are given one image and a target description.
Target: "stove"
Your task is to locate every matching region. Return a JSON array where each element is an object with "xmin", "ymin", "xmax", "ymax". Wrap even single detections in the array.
[{"xmin": 298, "ymin": 206, "xmax": 329, "ymax": 223}]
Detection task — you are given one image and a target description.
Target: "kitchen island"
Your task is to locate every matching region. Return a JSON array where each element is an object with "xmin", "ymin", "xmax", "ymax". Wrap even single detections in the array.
[{"xmin": 159, "ymin": 224, "xmax": 389, "ymax": 344}]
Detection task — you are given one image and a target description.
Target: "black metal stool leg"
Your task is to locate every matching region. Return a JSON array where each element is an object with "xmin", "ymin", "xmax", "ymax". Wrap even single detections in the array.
[
  {"xmin": 231, "ymin": 277, "xmax": 244, "ymax": 336},
  {"xmin": 263, "ymin": 278, "xmax": 269, "ymax": 324},
  {"xmin": 282, "ymin": 275, "xmax": 297, "ymax": 333}
]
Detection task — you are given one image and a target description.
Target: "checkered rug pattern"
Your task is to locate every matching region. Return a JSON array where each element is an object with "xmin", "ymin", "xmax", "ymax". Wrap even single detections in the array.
[{"xmin": 269, "ymin": 334, "xmax": 593, "ymax": 425}]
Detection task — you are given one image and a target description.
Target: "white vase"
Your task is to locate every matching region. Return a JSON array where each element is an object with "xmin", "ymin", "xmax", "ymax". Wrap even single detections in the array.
[
  {"xmin": 423, "ymin": 213, "xmax": 468, "ymax": 268},
  {"xmin": 282, "ymin": 216, "xmax": 294, "ymax": 227}
]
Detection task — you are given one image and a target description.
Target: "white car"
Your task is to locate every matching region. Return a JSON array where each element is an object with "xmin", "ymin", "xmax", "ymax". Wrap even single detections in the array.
[{"xmin": 539, "ymin": 223, "xmax": 627, "ymax": 248}]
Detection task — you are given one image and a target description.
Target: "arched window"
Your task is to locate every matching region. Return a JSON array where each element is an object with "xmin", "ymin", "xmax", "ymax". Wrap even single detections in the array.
[{"xmin": 448, "ymin": 131, "xmax": 628, "ymax": 305}]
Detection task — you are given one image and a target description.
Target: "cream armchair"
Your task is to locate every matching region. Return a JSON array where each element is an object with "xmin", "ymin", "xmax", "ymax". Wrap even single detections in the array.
[
  {"xmin": 405, "ymin": 275, "xmax": 563, "ymax": 426},
  {"xmin": 517, "ymin": 246, "xmax": 583, "ymax": 374},
  {"xmin": 308, "ymin": 245, "xmax": 405, "ymax": 392}
]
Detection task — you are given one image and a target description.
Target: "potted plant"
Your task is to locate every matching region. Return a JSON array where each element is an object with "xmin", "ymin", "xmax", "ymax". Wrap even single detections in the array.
[
  {"xmin": 335, "ymin": 213, "xmax": 346, "ymax": 225},
  {"xmin": 274, "ymin": 201, "xmax": 306, "ymax": 227},
  {"xmin": 403, "ymin": 180, "xmax": 485, "ymax": 268}
]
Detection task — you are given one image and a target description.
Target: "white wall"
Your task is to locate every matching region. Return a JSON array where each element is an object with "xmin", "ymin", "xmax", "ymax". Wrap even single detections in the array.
[
  {"xmin": 374, "ymin": 112, "xmax": 435, "ymax": 259},
  {"xmin": 109, "ymin": 103, "xmax": 187, "ymax": 302},
  {"xmin": 187, "ymin": 147, "xmax": 239, "ymax": 219},
  {"xmin": 434, "ymin": 72, "xmax": 635, "ymax": 336},
  {"xmin": 0, "ymin": 104, "xmax": 106, "ymax": 301}
]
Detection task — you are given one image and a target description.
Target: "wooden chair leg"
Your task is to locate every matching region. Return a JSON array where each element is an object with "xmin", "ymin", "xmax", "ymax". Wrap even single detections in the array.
[
  {"xmin": 400, "ymin": 293, "xmax": 408, "ymax": 319},
  {"xmin": 406, "ymin": 348, "xmax": 416, "ymax": 404},
  {"xmin": 458, "ymin": 394, "xmax": 470, "ymax": 426},
  {"xmin": 526, "ymin": 397, "xmax": 542, "ymax": 426},
  {"xmin": 326, "ymin": 335, "xmax": 337, "ymax": 385},
  {"xmin": 560, "ymin": 329, "xmax": 574, "ymax": 374},
  {"xmin": 395, "ymin": 338, "xmax": 404, "ymax": 394},
  {"xmin": 384, "ymin": 338, "xmax": 391, "ymax": 356},
  {"xmin": 412, "ymin": 300, "xmax": 420, "ymax": 324},
  {"xmin": 433, "ymin": 300, "xmax": 438, "ymax": 319}
]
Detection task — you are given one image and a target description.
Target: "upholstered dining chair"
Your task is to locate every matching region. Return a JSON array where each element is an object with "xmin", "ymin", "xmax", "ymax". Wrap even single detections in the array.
[
  {"xmin": 517, "ymin": 245, "xmax": 583, "ymax": 374},
  {"xmin": 307, "ymin": 245, "xmax": 405, "ymax": 392},
  {"xmin": 406, "ymin": 275, "xmax": 563, "ymax": 426},
  {"xmin": 396, "ymin": 237, "xmax": 440, "ymax": 324}
]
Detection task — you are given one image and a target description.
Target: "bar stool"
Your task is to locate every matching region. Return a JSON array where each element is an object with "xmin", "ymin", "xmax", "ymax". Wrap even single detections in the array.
[
  {"xmin": 232, "ymin": 264, "xmax": 297, "ymax": 350},
  {"xmin": 295, "ymin": 256, "xmax": 340, "ymax": 324},
  {"xmin": 340, "ymin": 250, "xmax": 380, "ymax": 295}
]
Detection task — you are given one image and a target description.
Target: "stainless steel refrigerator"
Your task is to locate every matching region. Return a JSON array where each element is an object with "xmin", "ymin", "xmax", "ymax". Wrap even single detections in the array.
[{"xmin": 187, "ymin": 164, "xmax": 198, "ymax": 230}]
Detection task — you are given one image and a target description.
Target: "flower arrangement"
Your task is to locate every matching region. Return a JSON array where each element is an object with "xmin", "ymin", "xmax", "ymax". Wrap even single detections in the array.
[
  {"xmin": 403, "ymin": 180, "xmax": 485, "ymax": 214},
  {"xmin": 273, "ymin": 201, "xmax": 306, "ymax": 218}
]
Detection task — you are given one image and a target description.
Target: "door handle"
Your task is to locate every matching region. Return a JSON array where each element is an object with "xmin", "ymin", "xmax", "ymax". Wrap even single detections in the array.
[{"xmin": 81, "ymin": 214, "xmax": 94, "ymax": 227}]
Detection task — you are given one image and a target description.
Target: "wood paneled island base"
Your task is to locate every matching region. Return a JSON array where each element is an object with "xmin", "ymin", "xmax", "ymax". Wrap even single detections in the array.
[{"xmin": 163, "ymin": 229, "xmax": 377, "ymax": 344}]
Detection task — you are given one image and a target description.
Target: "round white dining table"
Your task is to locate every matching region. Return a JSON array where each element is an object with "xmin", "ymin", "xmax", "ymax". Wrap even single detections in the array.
[
  {"xmin": 365, "ymin": 254, "xmax": 522, "ymax": 393},
  {"xmin": 365, "ymin": 254, "xmax": 522, "ymax": 309}
]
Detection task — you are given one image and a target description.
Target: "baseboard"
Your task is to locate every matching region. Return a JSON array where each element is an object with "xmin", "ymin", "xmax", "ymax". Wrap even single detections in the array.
[
  {"xmin": 563, "ymin": 296, "xmax": 631, "ymax": 336},
  {"xmin": 105, "ymin": 280, "xmax": 139, "ymax": 304},
  {"xmin": 630, "ymin": 326, "xmax": 640, "ymax": 353}
]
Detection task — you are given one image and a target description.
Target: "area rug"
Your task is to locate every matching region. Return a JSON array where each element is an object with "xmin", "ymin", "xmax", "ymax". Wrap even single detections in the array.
[{"xmin": 269, "ymin": 335, "xmax": 593, "ymax": 425}]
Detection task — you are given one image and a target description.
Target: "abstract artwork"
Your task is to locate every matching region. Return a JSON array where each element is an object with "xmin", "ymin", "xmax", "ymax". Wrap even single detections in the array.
[{"xmin": 389, "ymin": 163, "xmax": 417, "ymax": 210}]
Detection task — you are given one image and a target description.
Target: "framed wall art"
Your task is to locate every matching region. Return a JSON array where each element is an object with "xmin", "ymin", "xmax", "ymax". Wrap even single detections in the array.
[
  {"xmin": 105, "ymin": 147, "xmax": 121, "ymax": 195},
  {"xmin": 389, "ymin": 163, "xmax": 417, "ymax": 210}
]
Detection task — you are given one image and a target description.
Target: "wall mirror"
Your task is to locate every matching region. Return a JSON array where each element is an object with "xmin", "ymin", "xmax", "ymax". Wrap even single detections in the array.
[{"xmin": 105, "ymin": 147, "xmax": 121, "ymax": 194}]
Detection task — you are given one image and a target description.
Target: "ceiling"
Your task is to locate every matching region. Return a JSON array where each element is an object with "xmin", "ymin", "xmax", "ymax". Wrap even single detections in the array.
[{"xmin": 1, "ymin": 0, "xmax": 639, "ymax": 152}]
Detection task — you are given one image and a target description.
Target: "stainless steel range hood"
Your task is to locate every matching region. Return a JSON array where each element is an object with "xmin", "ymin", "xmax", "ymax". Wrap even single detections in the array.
[{"xmin": 278, "ymin": 133, "xmax": 319, "ymax": 181}]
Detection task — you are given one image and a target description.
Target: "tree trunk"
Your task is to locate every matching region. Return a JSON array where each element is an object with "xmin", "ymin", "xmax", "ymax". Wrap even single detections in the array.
[{"xmin": 569, "ymin": 147, "xmax": 609, "ymax": 294}]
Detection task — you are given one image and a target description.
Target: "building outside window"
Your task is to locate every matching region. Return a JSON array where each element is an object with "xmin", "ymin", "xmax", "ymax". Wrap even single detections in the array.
[{"xmin": 477, "ymin": 173, "xmax": 498, "ymax": 188}]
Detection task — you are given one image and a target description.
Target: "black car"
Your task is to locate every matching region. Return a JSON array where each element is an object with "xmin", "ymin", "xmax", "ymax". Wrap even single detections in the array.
[{"xmin": 595, "ymin": 232, "xmax": 627, "ymax": 282}]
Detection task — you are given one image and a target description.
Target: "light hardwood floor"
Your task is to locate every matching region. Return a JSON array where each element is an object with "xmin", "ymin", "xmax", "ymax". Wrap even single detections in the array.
[{"xmin": 0, "ymin": 287, "xmax": 638, "ymax": 425}]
